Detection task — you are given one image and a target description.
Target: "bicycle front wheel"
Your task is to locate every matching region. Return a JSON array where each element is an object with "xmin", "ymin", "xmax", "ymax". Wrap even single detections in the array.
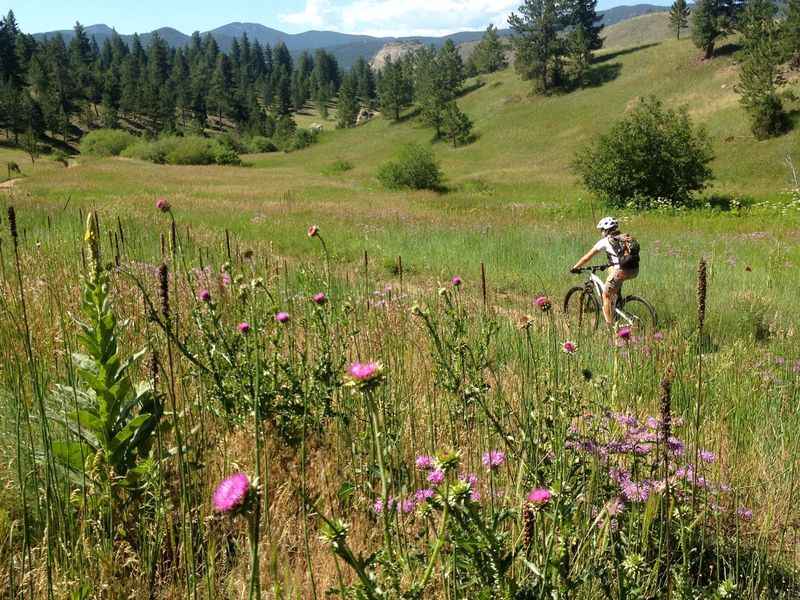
[
  {"xmin": 563, "ymin": 286, "xmax": 600, "ymax": 332},
  {"xmin": 618, "ymin": 295, "xmax": 658, "ymax": 331}
]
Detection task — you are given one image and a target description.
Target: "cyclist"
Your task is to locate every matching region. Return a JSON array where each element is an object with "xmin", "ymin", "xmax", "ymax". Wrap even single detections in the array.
[{"xmin": 571, "ymin": 216, "xmax": 639, "ymax": 325}]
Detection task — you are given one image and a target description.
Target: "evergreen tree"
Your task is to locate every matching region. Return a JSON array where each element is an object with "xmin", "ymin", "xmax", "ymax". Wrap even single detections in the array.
[
  {"xmin": 691, "ymin": 0, "xmax": 744, "ymax": 59},
  {"xmin": 336, "ymin": 73, "xmax": 359, "ymax": 128},
  {"xmin": 471, "ymin": 24, "xmax": 508, "ymax": 74},
  {"xmin": 210, "ymin": 53, "xmax": 233, "ymax": 128},
  {"xmin": 781, "ymin": 0, "xmax": 800, "ymax": 64},
  {"xmin": 440, "ymin": 100, "xmax": 473, "ymax": 147},
  {"xmin": 351, "ymin": 57, "xmax": 376, "ymax": 107},
  {"xmin": 414, "ymin": 41, "xmax": 464, "ymax": 138},
  {"xmin": 567, "ymin": 23, "xmax": 592, "ymax": 87},
  {"xmin": 736, "ymin": 0, "xmax": 788, "ymax": 138},
  {"xmin": 508, "ymin": 0, "xmax": 566, "ymax": 92},
  {"xmin": 0, "ymin": 10, "xmax": 24, "ymax": 87},
  {"xmin": 669, "ymin": 0, "xmax": 691, "ymax": 40},
  {"xmin": 376, "ymin": 56, "xmax": 412, "ymax": 121},
  {"xmin": 566, "ymin": 0, "xmax": 604, "ymax": 51}
]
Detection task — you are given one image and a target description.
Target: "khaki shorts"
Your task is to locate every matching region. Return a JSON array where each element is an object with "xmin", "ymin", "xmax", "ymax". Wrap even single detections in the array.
[{"xmin": 605, "ymin": 267, "xmax": 638, "ymax": 296}]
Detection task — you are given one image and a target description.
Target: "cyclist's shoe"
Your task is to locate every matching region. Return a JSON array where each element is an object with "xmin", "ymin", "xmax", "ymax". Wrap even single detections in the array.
[{"xmin": 570, "ymin": 267, "xmax": 581, "ymax": 274}]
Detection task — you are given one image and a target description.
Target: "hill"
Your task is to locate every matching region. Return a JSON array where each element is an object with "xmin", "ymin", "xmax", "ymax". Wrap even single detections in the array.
[{"xmin": 30, "ymin": 4, "xmax": 673, "ymax": 69}]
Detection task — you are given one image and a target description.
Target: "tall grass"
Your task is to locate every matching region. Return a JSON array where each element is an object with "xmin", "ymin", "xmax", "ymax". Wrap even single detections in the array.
[{"xmin": 0, "ymin": 198, "xmax": 797, "ymax": 598}]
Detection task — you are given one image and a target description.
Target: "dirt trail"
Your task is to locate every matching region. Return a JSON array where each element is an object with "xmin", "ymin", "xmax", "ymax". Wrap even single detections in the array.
[{"xmin": 0, "ymin": 177, "xmax": 23, "ymax": 189}]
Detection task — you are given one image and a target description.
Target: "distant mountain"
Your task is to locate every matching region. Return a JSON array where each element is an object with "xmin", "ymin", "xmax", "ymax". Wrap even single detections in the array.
[{"xmin": 31, "ymin": 4, "xmax": 673, "ymax": 69}]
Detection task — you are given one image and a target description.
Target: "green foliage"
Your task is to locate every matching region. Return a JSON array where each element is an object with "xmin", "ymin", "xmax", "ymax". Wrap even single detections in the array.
[
  {"xmin": 337, "ymin": 74, "xmax": 360, "ymax": 129},
  {"xmin": 376, "ymin": 56, "xmax": 413, "ymax": 121},
  {"xmin": 414, "ymin": 41, "xmax": 465, "ymax": 138},
  {"xmin": 440, "ymin": 101, "xmax": 473, "ymax": 148},
  {"xmin": 321, "ymin": 157, "xmax": 354, "ymax": 175},
  {"xmin": 669, "ymin": 0, "xmax": 691, "ymax": 40},
  {"xmin": 691, "ymin": 0, "xmax": 744, "ymax": 59},
  {"xmin": 509, "ymin": 0, "xmax": 567, "ymax": 92},
  {"xmin": 781, "ymin": 0, "xmax": 800, "ymax": 64},
  {"xmin": 80, "ymin": 129, "xmax": 137, "ymax": 157},
  {"xmin": 49, "ymin": 216, "xmax": 163, "ymax": 487},
  {"xmin": 120, "ymin": 135, "xmax": 242, "ymax": 165},
  {"xmin": 377, "ymin": 143, "xmax": 444, "ymax": 191},
  {"xmin": 736, "ymin": 0, "xmax": 790, "ymax": 139},
  {"xmin": 470, "ymin": 24, "xmax": 508, "ymax": 74},
  {"xmin": 247, "ymin": 135, "xmax": 278, "ymax": 153},
  {"xmin": 573, "ymin": 96, "xmax": 714, "ymax": 207}
]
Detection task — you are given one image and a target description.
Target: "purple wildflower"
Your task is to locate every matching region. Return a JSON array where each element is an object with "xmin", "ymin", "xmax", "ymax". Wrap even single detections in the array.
[
  {"xmin": 212, "ymin": 472, "xmax": 250, "ymax": 512},
  {"xmin": 481, "ymin": 450, "xmax": 506, "ymax": 470},
  {"xmin": 275, "ymin": 311, "xmax": 290, "ymax": 323},
  {"xmin": 527, "ymin": 488, "xmax": 552, "ymax": 504},
  {"xmin": 562, "ymin": 341, "xmax": 577, "ymax": 353},
  {"xmin": 399, "ymin": 499, "xmax": 416, "ymax": 514},
  {"xmin": 618, "ymin": 328, "xmax": 632, "ymax": 341},
  {"xmin": 312, "ymin": 292, "xmax": 327, "ymax": 304},
  {"xmin": 427, "ymin": 470, "xmax": 446, "ymax": 485},
  {"xmin": 415, "ymin": 455, "xmax": 435, "ymax": 470},
  {"xmin": 156, "ymin": 198, "xmax": 170, "ymax": 212},
  {"xmin": 451, "ymin": 275, "xmax": 462, "ymax": 286},
  {"xmin": 699, "ymin": 450, "xmax": 716, "ymax": 463},
  {"xmin": 198, "ymin": 289, "xmax": 210, "ymax": 302},
  {"xmin": 414, "ymin": 488, "xmax": 435, "ymax": 503},
  {"xmin": 237, "ymin": 322, "xmax": 250, "ymax": 334}
]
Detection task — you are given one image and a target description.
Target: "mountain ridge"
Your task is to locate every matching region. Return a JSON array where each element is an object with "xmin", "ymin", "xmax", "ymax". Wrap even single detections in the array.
[{"xmin": 30, "ymin": 4, "xmax": 672, "ymax": 69}]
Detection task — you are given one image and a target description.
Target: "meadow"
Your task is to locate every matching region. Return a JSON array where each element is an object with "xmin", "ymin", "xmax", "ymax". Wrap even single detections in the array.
[{"xmin": 1, "ymin": 19, "xmax": 800, "ymax": 598}]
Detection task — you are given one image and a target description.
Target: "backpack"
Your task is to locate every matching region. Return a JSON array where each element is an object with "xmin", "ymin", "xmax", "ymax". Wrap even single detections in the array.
[{"xmin": 610, "ymin": 233, "xmax": 640, "ymax": 270}]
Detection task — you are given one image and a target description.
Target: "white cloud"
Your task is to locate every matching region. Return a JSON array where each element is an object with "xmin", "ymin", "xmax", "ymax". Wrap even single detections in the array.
[{"xmin": 278, "ymin": 0, "xmax": 520, "ymax": 36}]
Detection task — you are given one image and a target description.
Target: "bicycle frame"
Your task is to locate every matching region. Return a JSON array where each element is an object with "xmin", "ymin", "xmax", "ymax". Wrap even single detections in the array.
[{"xmin": 584, "ymin": 269, "xmax": 639, "ymax": 326}]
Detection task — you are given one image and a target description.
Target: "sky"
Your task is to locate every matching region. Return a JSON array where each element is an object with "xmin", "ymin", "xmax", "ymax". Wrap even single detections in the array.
[{"xmin": 5, "ymin": 1, "xmax": 673, "ymax": 38}]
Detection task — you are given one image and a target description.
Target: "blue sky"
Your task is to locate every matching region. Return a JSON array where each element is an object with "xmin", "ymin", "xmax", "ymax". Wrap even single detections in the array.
[{"xmin": 7, "ymin": 1, "xmax": 672, "ymax": 37}]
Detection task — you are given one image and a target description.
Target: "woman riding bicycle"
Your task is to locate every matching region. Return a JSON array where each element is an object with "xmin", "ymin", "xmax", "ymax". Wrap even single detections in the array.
[{"xmin": 571, "ymin": 217, "xmax": 639, "ymax": 325}]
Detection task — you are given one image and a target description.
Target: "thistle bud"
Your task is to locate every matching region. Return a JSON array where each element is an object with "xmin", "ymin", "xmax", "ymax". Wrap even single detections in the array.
[{"xmin": 84, "ymin": 213, "xmax": 102, "ymax": 282}]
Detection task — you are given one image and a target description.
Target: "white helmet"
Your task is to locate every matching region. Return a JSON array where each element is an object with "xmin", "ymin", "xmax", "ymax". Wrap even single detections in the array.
[{"xmin": 596, "ymin": 216, "xmax": 619, "ymax": 231}]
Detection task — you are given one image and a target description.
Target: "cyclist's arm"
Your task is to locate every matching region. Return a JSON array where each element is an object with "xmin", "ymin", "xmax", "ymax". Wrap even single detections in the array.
[{"xmin": 572, "ymin": 248, "xmax": 599, "ymax": 271}]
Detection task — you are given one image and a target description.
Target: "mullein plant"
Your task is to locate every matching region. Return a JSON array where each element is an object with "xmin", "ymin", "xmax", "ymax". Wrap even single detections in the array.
[{"xmin": 49, "ymin": 214, "xmax": 165, "ymax": 518}]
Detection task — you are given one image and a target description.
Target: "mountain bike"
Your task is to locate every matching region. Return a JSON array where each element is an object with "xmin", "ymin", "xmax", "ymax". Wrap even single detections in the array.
[{"xmin": 563, "ymin": 265, "xmax": 657, "ymax": 332}]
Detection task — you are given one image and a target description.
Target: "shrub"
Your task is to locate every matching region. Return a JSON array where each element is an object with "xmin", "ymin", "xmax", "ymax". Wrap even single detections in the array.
[
  {"xmin": 248, "ymin": 136, "xmax": 278, "ymax": 153},
  {"xmin": 573, "ymin": 96, "xmax": 714, "ymax": 208},
  {"xmin": 286, "ymin": 129, "xmax": 317, "ymax": 152},
  {"xmin": 322, "ymin": 158, "xmax": 354, "ymax": 176},
  {"xmin": 377, "ymin": 143, "xmax": 444, "ymax": 191},
  {"xmin": 52, "ymin": 150, "xmax": 69, "ymax": 167},
  {"xmin": 120, "ymin": 136, "xmax": 240, "ymax": 165},
  {"xmin": 81, "ymin": 129, "xmax": 136, "ymax": 157},
  {"xmin": 164, "ymin": 137, "xmax": 215, "ymax": 165},
  {"xmin": 214, "ymin": 146, "xmax": 242, "ymax": 166},
  {"xmin": 121, "ymin": 139, "xmax": 169, "ymax": 164}
]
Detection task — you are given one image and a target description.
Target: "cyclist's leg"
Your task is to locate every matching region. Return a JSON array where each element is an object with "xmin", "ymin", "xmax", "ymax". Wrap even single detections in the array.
[{"xmin": 602, "ymin": 269, "xmax": 619, "ymax": 324}]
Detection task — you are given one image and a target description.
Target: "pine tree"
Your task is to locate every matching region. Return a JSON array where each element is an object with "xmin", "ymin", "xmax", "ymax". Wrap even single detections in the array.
[
  {"xmin": 336, "ymin": 73, "xmax": 359, "ymax": 128},
  {"xmin": 691, "ymin": 0, "xmax": 744, "ymax": 59},
  {"xmin": 508, "ymin": 0, "xmax": 566, "ymax": 92},
  {"xmin": 736, "ymin": 0, "xmax": 788, "ymax": 138},
  {"xmin": 440, "ymin": 100, "xmax": 472, "ymax": 147},
  {"xmin": 669, "ymin": 0, "xmax": 691, "ymax": 40},
  {"xmin": 471, "ymin": 24, "xmax": 507, "ymax": 74},
  {"xmin": 781, "ymin": 0, "xmax": 800, "ymax": 64},
  {"xmin": 376, "ymin": 56, "xmax": 412, "ymax": 121}
]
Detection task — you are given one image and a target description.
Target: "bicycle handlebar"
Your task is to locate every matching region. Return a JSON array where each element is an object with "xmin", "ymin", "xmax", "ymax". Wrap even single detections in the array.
[{"xmin": 573, "ymin": 264, "xmax": 609, "ymax": 274}]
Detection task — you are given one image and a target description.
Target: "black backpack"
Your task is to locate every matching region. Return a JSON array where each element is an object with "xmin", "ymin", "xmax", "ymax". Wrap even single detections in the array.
[{"xmin": 610, "ymin": 233, "xmax": 640, "ymax": 270}]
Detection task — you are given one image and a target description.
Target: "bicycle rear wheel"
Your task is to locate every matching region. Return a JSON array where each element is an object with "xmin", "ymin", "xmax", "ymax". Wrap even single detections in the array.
[
  {"xmin": 617, "ymin": 295, "xmax": 658, "ymax": 331},
  {"xmin": 563, "ymin": 286, "xmax": 600, "ymax": 332}
]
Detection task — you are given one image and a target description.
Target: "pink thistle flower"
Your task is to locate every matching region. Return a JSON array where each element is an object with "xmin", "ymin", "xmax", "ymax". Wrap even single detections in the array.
[
  {"xmin": 427, "ymin": 470, "xmax": 446, "ymax": 485},
  {"xmin": 527, "ymin": 488, "xmax": 552, "ymax": 504},
  {"xmin": 415, "ymin": 455, "xmax": 435, "ymax": 470},
  {"xmin": 699, "ymin": 450, "xmax": 716, "ymax": 463},
  {"xmin": 534, "ymin": 295, "xmax": 552, "ymax": 312},
  {"xmin": 414, "ymin": 488, "xmax": 435, "ymax": 503},
  {"xmin": 399, "ymin": 499, "xmax": 416, "ymax": 514},
  {"xmin": 451, "ymin": 275, "xmax": 462, "ymax": 286},
  {"xmin": 237, "ymin": 322, "xmax": 250, "ymax": 333},
  {"xmin": 653, "ymin": 331, "xmax": 663, "ymax": 340},
  {"xmin": 618, "ymin": 328, "xmax": 632, "ymax": 341},
  {"xmin": 307, "ymin": 225, "xmax": 319, "ymax": 237},
  {"xmin": 156, "ymin": 198, "xmax": 170, "ymax": 212},
  {"xmin": 312, "ymin": 292, "xmax": 327, "ymax": 304},
  {"xmin": 198, "ymin": 289, "xmax": 211, "ymax": 302},
  {"xmin": 481, "ymin": 450, "xmax": 506, "ymax": 470},
  {"xmin": 219, "ymin": 273, "xmax": 232, "ymax": 286},
  {"xmin": 460, "ymin": 472, "xmax": 478, "ymax": 488},
  {"xmin": 737, "ymin": 507, "xmax": 753, "ymax": 519},
  {"xmin": 562, "ymin": 341, "xmax": 577, "ymax": 353},
  {"xmin": 469, "ymin": 491, "xmax": 481, "ymax": 502},
  {"xmin": 348, "ymin": 362, "xmax": 380, "ymax": 381},
  {"xmin": 213, "ymin": 472, "xmax": 250, "ymax": 512},
  {"xmin": 275, "ymin": 311, "xmax": 290, "ymax": 323},
  {"xmin": 373, "ymin": 499, "xmax": 384, "ymax": 514}
]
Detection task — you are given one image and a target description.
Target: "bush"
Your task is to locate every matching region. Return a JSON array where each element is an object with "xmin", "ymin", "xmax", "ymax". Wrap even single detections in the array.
[
  {"xmin": 573, "ymin": 96, "xmax": 714, "ymax": 208},
  {"xmin": 322, "ymin": 158, "xmax": 354, "ymax": 176},
  {"xmin": 749, "ymin": 93, "xmax": 790, "ymax": 140},
  {"xmin": 286, "ymin": 129, "xmax": 317, "ymax": 152},
  {"xmin": 120, "ymin": 136, "xmax": 240, "ymax": 166},
  {"xmin": 377, "ymin": 143, "xmax": 444, "ymax": 191},
  {"xmin": 81, "ymin": 129, "xmax": 136, "ymax": 157},
  {"xmin": 248, "ymin": 136, "xmax": 278, "ymax": 153}
]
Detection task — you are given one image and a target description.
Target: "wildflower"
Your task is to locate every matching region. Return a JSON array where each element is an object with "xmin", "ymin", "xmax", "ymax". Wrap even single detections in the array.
[
  {"xmin": 399, "ymin": 499, "xmax": 416, "ymax": 514},
  {"xmin": 347, "ymin": 362, "xmax": 381, "ymax": 382},
  {"xmin": 737, "ymin": 507, "xmax": 753, "ymax": 519},
  {"xmin": 414, "ymin": 488, "xmax": 435, "ymax": 503},
  {"xmin": 156, "ymin": 198, "xmax": 170, "ymax": 212},
  {"xmin": 481, "ymin": 450, "xmax": 506, "ymax": 470},
  {"xmin": 451, "ymin": 275, "xmax": 462, "ymax": 286},
  {"xmin": 459, "ymin": 472, "xmax": 478, "ymax": 488},
  {"xmin": 427, "ymin": 470, "xmax": 446, "ymax": 485},
  {"xmin": 415, "ymin": 455, "xmax": 435, "ymax": 470},
  {"xmin": 562, "ymin": 341, "xmax": 577, "ymax": 353},
  {"xmin": 198, "ymin": 289, "xmax": 211, "ymax": 302},
  {"xmin": 275, "ymin": 311, "xmax": 290, "ymax": 323},
  {"xmin": 213, "ymin": 472, "xmax": 250, "ymax": 512},
  {"xmin": 373, "ymin": 499, "xmax": 384, "ymax": 514},
  {"xmin": 527, "ymin": 488, "xmax": 552, "ymax": 504},
  {"xmin": 653, "ymin": 331, "xmax": 664, "ymax": 340},
  {"xmin": 312, "ymin": 292, "xmax": 327, "ymax": 304},
  {"xmin": 534, "ymin": 295, "xmax": 551, "ymax": 312},
  {"xmin": 699, "ymin": 450, "xmax": 716, "ymax": 463},
  {"xmin": 237, "ymin": 322, "xmax": 250, "ymax": 333},
  {"xmin": 618, "ymin": 328, "xmax": 632, "ymax": 341},
  {"xmin": 307, "ymin": 225, "xmax": 319, "ymax": 237},
  {"xmin": 469, "ymin": 491, "xmax": 482, "ymax": 502},
  {"xmin": 219, "ymin": 273, "xmax": 232, "ymax": 286}
]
